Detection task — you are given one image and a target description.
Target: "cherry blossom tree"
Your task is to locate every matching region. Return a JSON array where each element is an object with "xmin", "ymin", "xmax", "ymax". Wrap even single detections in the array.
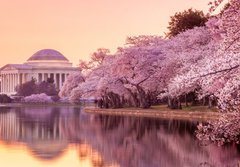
[
  {"xmin": 156, "ymin": 26, "xmax": 215, "ymax": 108},
  {"xmin": 79, "ymin": 48, "xmax": 110, "ymax": 74},
  {"xmin": 102, "ymin": 36, "xmax": 167, "ymax": 108},
  {"xmin": 24, "ymin": 93, "xmax": 53, "ymax": 103},
  {"xmin": 195, "ymin": 0, "xmax": 240, "ymax": 146},
  {"xmin": 198, "ymin": 0, "xmax": 240, "ymax": 111},
  {"xmin": 69, "ymin": 64, "xmax": 107, "ymax": 103},
  {"xmin": 59, "ymin": 71, "xmax": 85, "ymax": 100},
  {"xmin": 69, "ymin": 35, "xmax": 166, "ymax": 108},
  {"xmin": 164, "ymin": 0, "xmax": 240, "ymax": 112},
  {"xmin": 62, "ymin": 27, "xmax": 218, "ymax": 109}
]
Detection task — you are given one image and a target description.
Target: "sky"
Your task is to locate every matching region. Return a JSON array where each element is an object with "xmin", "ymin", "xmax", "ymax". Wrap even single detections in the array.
[{"xmin": 0, "ymin": 0, "xmax": 211, "ymax": 67}]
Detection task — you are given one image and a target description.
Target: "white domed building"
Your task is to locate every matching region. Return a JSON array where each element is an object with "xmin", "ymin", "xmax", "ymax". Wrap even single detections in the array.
[{"xmin": 0, "ymin": 49, "xmax": 79, "ymax": 95}]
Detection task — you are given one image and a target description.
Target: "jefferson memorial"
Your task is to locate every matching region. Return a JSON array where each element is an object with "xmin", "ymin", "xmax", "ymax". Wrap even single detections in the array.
[{"xmin": 0, "ymin": 49, "xmax": 79, "ymax": 95}]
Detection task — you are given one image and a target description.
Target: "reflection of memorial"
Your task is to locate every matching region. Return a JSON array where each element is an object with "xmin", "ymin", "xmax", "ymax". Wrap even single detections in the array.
[
  {"xmin": 0, "ymin": 106, "xmax": 81, "ymax": 160},
  {"xmin": 21, "ymin": 112, "xmax": 67, "ymax": 160},
  {"xmin": 0, "ymin": 106, "xmax": 118, "ymax": 166},
  {"xmin": 20, "ymin": 110, "xmax": 64, "ymax": 141},
  {"xmin": 0, "ymin": 109, "xmax": 20, "ymax": 142}
]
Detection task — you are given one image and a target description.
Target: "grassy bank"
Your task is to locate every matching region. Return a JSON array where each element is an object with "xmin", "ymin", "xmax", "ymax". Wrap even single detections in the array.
[
  {"xmin": 84, "ymin": 106, "xmax": 221, "ymax": 121},
  {"xmin": 151, "ymin": 104, "xmax": 218, "ymax": 112}
]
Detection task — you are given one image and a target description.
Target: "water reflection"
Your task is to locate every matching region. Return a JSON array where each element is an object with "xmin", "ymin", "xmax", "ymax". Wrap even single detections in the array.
[{"xmin": 0, "ymin": 106, "xmax": 239, "ymax": 167}]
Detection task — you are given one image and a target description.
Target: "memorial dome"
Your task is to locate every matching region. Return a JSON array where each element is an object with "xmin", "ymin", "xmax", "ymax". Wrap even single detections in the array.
[
  {"xmin": 25, "ymin": 49, "xmax": 72, "ymax": 67},
  {"xmin": 27, "ymin": 49, "xmax": 68, "ymax": 61}
]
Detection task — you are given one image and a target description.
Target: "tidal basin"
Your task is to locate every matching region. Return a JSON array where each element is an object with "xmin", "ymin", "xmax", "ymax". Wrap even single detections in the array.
[{"xmin": 0, "ymin": 105, "xmax": 239, "ymax": 167}]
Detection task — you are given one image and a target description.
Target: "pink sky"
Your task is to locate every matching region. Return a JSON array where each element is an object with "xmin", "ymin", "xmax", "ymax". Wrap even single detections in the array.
[{"xmin": 0, "ymin": 0, "xmax": 211, "ymax": 67}]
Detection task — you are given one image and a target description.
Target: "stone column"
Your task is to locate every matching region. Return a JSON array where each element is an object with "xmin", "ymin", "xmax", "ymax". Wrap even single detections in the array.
[
  {"xmin": 35, "ymin": 73, "xmax": 39, "ymax": 83},
  {"xmin": 0, "ymin": 74, "xmax": 2, "ymax": 93},
  {"xmin": 14, "ymin": 74, "xmax": 17, "ymax": 92},
  {"xmin": 10, "ymin": 74, "xmax": 12, "ymax": 93},
  {"xmin": 59, "ymin": 73, "xmax": 62, "ymax": 89},
  {"xmin": 3, "ymin": 74, "xmax": 5, "ymax": 93},
  {"xmin": 65, "ymin": 73, "xmax": 67, "ymax": 81},
  {"xmin": 7, "ymin": 74, "xmax": 10, "ymax": 93},
  {"xmin": 4, "ymin": 74, "xmax": 6, "ymax": 93},
  {"xmin": 9, "ymin": 74, "xmax": 11, "ymax": 93},
  {"xmin": 16, "ymin": 73, "xmax": 18, "ymax": 91},
  {"xmin": 5, "ymin": 74, "xmax": 8, "ymax": 92},
  {"xmin": 10, "ymin": 74, "xmax": 13, "ymax": 92},
  {"xmin": 55, "ymin": 73, "xmax": 58, "ymax": 89},
  {"xmin": 1, "ymin": 74, "xmax": 3, "ymax": 93},
  {"xmin": 42, "ymin": 73, "xmax": 45, "ymax": 81},
  {"xmin": 23, "ymin": 73, "xmax": 26, "ymax": 83},
  {"xmin": 9, "ymin": 74, "xmax": 10, "ymax": 93},
  {"xmin": 21, "ymin": 73, "xmax": 24, "ymax": 84},
  {"xmin": 62, "ymin": 74, "xmax": 65, "ymax": 84},
  {"xmin": 22, "ymin": 73, "xmax": 24, "ymax": 84},
  {"xmin": 12, "ymin": 74, "xmax": 14, "ymax": 93},
  {"xmin": 14, "ymin": 74, "xmax": 16, "ymax": 92},
  {"xmin": 16, "ymin": 73, "xmax": 19, "ymax": 88},
  {"xmin": 19, "ymin": 73, "xmax": 22, "ymax": 85},
  {"xmin": 12, "ymin": 74, "xmax": 16, "ymax": 92},
  {"xmin": 54, "ymin": 73, "xmax": 57, "ymax": 85},
  {"xmin": 5, "ymin": 74, "xmax": 7, "ymax": 93},
  {"xmin": 12, "ymin": 74, "xmax": 15, "ymax": 93},
  {"xmin": 0, "ymin": 74, "xmax": 3, "ymax": 93},
  {"xmin": 11, "ymin": 74, "xmax": 14, "ymax": 93},
  {"xmin": 6, "ymin": 74, "xmax": 8, "ymax": 93},
  {"xmin": 24, "ymin": 73, "xmax": 28, "ymax": 83},
  {"xmin": 47, "ymin": 73, "xmax": 50, "ymax": 79},
  {"xmin": 37, "ymin": 73, "xmax": 40, "ymax": 83},
  {"xmin": 37, "ymin": 73, "xmax": 40, "ymax": 82}
]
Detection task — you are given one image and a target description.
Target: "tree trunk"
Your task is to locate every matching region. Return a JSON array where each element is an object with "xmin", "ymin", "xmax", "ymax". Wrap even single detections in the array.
[
  {"xmin": 168, "ymin": 97, "xmax": 182, "ymax": 109},
  {"xmin": 136, "ymin": 85, "xmax": 151, "ymax": 109},
  {"xmin": 185, "ymin": 94, "xmax": 188, "ymax": 107},
  {"xmin": 208, "ymin": 98, "xmax": 213, "ymax": 108}
]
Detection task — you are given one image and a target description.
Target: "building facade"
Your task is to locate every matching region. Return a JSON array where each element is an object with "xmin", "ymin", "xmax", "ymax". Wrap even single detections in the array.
[{"xmin": 0, "ymin": 49, "xmax": 79, "ymax": 95}]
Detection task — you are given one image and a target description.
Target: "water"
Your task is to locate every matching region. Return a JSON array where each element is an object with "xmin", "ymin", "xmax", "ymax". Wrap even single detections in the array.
[{"xmin": 0, "ymin": 105, "xmax": 239, "ymax": 167}]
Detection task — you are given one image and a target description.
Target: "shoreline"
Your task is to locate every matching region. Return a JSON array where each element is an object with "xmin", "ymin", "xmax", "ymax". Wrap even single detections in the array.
[
  {"xmin": 84, "ymin": 107, "xmax": 223, "ymax": 121},
  {"xmin": 0, "ymin": 104, "xmax": 224, "ymax": 121},
  {"xmin": 0, "ymin": 103, "xmax": 82, "ymax": 108}
]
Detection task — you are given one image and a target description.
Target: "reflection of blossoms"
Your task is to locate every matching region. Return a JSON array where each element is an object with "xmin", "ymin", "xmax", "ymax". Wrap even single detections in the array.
[
  {"xmin": 196, "ymin": 113, "xmax": 240, "ymax": 146},
  {"xmin": 85, "ymin": 115, "xmax": 240, "ymax": 167}
]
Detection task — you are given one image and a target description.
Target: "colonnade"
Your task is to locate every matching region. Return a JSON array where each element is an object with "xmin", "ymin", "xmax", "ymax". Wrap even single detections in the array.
[
  {"xmin": 0, "ymin": 73, "xmax": 25, "ymax": 94},
  {"xmin": 0, "ymin": 72, "xmax": 69, "ymax": 94},
  {"xmin": 37, "ymin": 73, "xmax": 69, "ymax": 90}
]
